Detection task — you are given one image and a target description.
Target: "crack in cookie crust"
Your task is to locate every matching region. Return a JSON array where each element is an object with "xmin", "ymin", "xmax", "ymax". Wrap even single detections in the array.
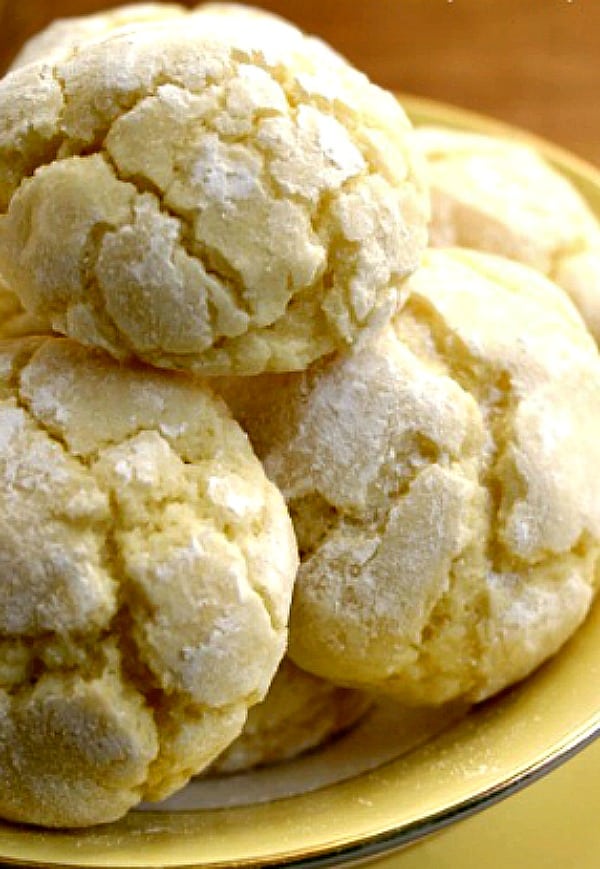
[
  {"xmin": 0, "ymin": 9, "xmax": 428, "ymax": 375},
  {"xmin": 214, "ymin": 249, "xmax": 600, "ymax": 705},
  {"xmin": 0, "ymin": 335, "xmax": 297, "ymax": 827}
]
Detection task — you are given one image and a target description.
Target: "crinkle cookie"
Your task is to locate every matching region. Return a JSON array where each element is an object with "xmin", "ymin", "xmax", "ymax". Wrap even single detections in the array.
[
  {"xmin": 215, "ymin": 249, "xmax": 600, "ymax": 706},
  {"xmin": 209, "ymin": 657, "xmax": 372, "ymax": 774},
  {"xmin": 9, "ymin": 4, "xmax": 304, "ymax": 72},
  {"xmin": 417, "ymin": 126, "xmax": 600, "ymax": 342},
  {"xmin": 0, "ymin": 337, "xmax": 297, "ymax": 827},
  {"xmin": 0, "ymin": 10, "xmax": 428, "ymax": 376},
  {"xmin": 9, "ymin": 3, "xmax": 187, "ymax": 70}
]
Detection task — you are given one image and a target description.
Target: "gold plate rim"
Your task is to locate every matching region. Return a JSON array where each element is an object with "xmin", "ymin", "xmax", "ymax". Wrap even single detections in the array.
[{"xmin": 1, "ymin": 94, "xmax": 599, "ymax": 869}]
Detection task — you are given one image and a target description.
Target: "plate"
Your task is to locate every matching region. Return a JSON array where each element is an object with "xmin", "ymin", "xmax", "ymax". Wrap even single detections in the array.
[{"xmin": 1, "ymin": 95, "xmax": 599, "ymax": 869}]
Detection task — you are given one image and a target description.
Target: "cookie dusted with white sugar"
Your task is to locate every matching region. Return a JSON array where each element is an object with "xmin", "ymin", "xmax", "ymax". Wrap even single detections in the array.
[
  {"xmin": 215, "ymin": 249, "xmax": 600, "ymax": 706},
  {"xmin": 417, "ymin": 126, "xmax": 600, "ymax": 342},
  {"xmin": 9, "ymin": 3, "xmax": 187, "ymax": 70},
  {"xmin": 9, "ymin": 4, "xmax": 302, "ymax": 72},
  {"xmin": 0, "ymin": 9, "xmax": 428, "ymax": 375},
  {"xmin": 0, "ymin": 337, "xmax": 297, "ymax": 827}
]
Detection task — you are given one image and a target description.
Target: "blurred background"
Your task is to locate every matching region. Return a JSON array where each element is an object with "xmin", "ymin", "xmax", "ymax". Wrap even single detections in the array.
[{"xmin": 1, "ymin": 0, "xmax": 599, "ymax": 165}]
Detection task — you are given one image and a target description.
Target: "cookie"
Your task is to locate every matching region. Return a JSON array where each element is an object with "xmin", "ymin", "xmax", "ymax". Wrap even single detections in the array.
[
  {"xmin": 0, "ymin": 337, "xmax": 297, "ymax": 827},
  {"xmin": 417, "ymin": 126, "xmax": 600, "ymax": 342},
  {"xmin": 215, "ymin": 249, "xmax": 600, "ymax": 705},
  {"xmin": 0, "ymin": 8, "xmax": 428, "ymax": 375},
  {"xmin": 9, "ymin": 4, "xmax": 310, "ymax": 72},
  {"xmin": 209, "ymin": 658, "xmax": 372, "ymax": 774},
  {"xmin": 9, "ymin": 3, "xmax": 187, "ymax": 70}
]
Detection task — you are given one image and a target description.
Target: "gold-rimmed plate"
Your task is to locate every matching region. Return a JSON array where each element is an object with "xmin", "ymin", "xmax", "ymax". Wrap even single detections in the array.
[{"xmin": 1, "ymin": 96, "xmax": 599, "ymax": 869}]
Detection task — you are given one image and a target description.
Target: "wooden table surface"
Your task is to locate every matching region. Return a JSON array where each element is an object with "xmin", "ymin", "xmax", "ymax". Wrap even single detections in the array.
[{"xmin": 0, "ymin": 0, "xmax": 598, "ymax": 166}]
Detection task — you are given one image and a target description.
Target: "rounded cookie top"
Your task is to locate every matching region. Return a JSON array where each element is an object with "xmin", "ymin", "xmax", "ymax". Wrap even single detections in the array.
[
  {"xmin": 9, "ymin": 3, "xmax": 299, "ymax": 72},
  {"xmin": 209, "ymin": 657, "xmax": 372, "ymax": 774},
  {"xmin": 9, "ymin": 3, "xmax": 187, "ymax": 70},
  {"xmin": 215, "ymin": 248, "xmax": 600, "ymax": 706},
  {"xmin": 0, "ymin": 10, "xmax": 428, "ymax": 375},
  {"xmin": 0, "ymin": 336, "xmax": 297, "ymax": 827},
  {"xmin": 417, "ymin": 126, "xmax": 600, "ymax": 343}
]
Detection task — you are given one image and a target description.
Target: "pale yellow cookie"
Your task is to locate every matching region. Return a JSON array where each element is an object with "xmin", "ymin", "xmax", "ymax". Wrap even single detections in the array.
[
  {"xmin": 215, "ymin": 249, "xmax": 600, "ymax": 706},
  {"xmin": 0, "ymin": 9, "xmax": 428, "ymax": 375},
  {"xmin": 9, "ymin": 4, "xmax": 309, "ymax": 72},
  {"xmin": 417, "ymin": 126, "xmax": 600, "ymax": 342},
  {"xmin": 9, "ymin": 3, "xmax": 187, "ymax": 70},
  {"xmin": 0, "ymin": 337, "xmax": 297, "ymax": 827},
  {"xmin": 209, "ymin": 657, "xmax": 372, "ymax": 774},
  {"xmin": 554, "ymin": 250, "xmax": 600, "ymax": 342}
]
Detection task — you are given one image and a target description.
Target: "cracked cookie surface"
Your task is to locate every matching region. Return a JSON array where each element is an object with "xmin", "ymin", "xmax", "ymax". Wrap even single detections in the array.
[
  {"xmin": 417, "ymin": 126, "xmax": 600, "ymax": 343},
  {"xmin": 0, "ymin": 336, "xmax": 297, "ymax": 827},
  {"xmin": 215, "ymin": 249, "xmax": 600, "ymax": 705},
  {"xmin": 9, "ymin": 4, "xmax": 298, "ymax": 72},
  {"xmin": 0, "ymin": 7, "xmax": 428, "ymax": 375}
]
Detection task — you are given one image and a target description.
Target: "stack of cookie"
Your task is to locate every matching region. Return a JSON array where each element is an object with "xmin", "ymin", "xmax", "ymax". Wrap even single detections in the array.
[{"xmin": 0, "ymin": 3, "xmax": 598, "ymax": 829}]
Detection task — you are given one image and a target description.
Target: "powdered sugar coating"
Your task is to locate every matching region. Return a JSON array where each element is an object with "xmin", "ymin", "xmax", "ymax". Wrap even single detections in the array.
[
  {"xmin": 9, "ymin": 3, "xmax": 187, "ymax": 70},
  {"xmin": 0, "ymin": 6, "xmax": 427, "ymax": 375},
  {"xmin": 0, "ymin": 336, "xmax": 297, "ymax": 827},
  {"xmin": 215, "ymin": 249, "xmax": 600, "ymax": 705}
]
